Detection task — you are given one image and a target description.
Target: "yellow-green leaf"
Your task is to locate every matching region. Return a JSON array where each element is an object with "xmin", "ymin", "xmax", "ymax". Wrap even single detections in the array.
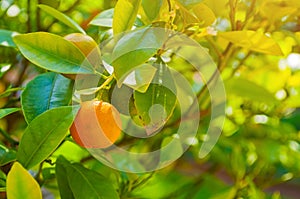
[
  {"xmin": 192, "ymin": 3, "xmax": 216, "ymax": 27},
  {"xmin": 113, "ymin": 0, "xmax": 142, "ymax": 35},
  {"xmin": 219, "ymin": 31, "xmax": 283, "ymax": 56},
  {"xmin": 7, "ymin": 162, "xmax": 42, "ymax": 199},
  {"xmin": 260, "ymin": 1, "xmax": 297, "ymax": 23}
]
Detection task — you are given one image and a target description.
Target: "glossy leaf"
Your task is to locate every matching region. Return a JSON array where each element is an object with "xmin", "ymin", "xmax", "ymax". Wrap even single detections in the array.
[
  {"xmin": 0, "ymin": 145, "xmax": 16, "ymax": 166},
  {"xmin": 142, "ymin": 0, "xmax": 163, "ymax": 21},
  {"xmin": 133, "ymin": 62, "xmax": 177, "ymax": 135},
  {"xmin": 89, "ymin": 9, "xmax": 114, "ymax": 27},
  {"xmin": 219, "ymin": 31, "xmax": 283, "ymax": 56},
  {"xmin": 13, "ymin": 32, "xmax": 94, "ymax": 74},
  {"xmin": 109, "ymin": 27, "xmax": 167, "ymax": 83},
  {"xmin": 0, "ymin": 29, "xmax": 18, "ymax": 48},
  {"xmin": 7, "ymin": 162, "xmax": 42, "ymax": 199},
  {"xmin": 56, "ymin": 156, "xmax": 119, "ymax": 199},
  {"xmin": 21, "ymin": 72, "xmax": 73, "ymax": 123},
  {"xmin": 225, "ymin": 78, "xmax": 278, "ymax": 105},
  {"xmin": 113, "ymin": 0, "xmax": 142, "ymax": 35},
  {"xmin": 38, "ymin": 4, "xmax": 86, "ymax": 34},
  {"xmin": 17, "ymin": 106, "xmax": 79, "ymax": 169},
  {"xmin": 0, "ymin": 108, "xmax": 20, "ymax": 119}
]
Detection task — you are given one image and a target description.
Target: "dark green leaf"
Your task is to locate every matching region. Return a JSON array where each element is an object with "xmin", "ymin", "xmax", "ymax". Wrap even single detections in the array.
[
  {"xmin": 0, "ymin": 169, "xmax": 6, "ymax": 188},
  {"xmin": 13, "ymin": 32, "xmax": 94, "ymax": 74},
  {"xmin": 21, "ymin": 72, "xmax": 73, "ymax": 123},
  {"xmin": 0, "ymin": 108, "xmax": 20, "ymax": 119},
  {"xmin": 38, "ymin": 4, "xmax": 86, "ymax": 34},
  {"xmin": 17, "ymin": 106, "xmax": 79, "ymax": 169},
  {"xmin": 56, "ymin": 156, "xmax": 75, "ymax": 199},
  {"xmin": 0, "ymin": 145, "xmax": 16, "ymax": 166},
  {"xmin": 56, "ymin": 156, "xmax": 119, "ymax": 199}
]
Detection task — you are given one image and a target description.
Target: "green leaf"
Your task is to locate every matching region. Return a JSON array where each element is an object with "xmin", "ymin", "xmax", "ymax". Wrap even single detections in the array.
[
  {"xmin": 56, "ymin": 156, "xmax": 75, "ymax": 199},
  {"xmin": 0, "ymin": 108, "xmax": 20, "ymax": 119},
  {"xmin": 7, "ymin": 162, "xmax": 42, "ymax": 199},
  {"xmin": 89, "ymin": 9, "xmax": 114, "ymax": 28},
  {"xmin": 0, "ymin": 87, "xmax": 23, "ymax": 98},
  {"xmin": 133, "ymin": 62, "xmax": 177, "ymax": 135},
  {"xmin": 0, "ymin": 169, "xmax": 6, "ymax": 188},
  {"xmin": 122, "ymin": 63, "xmax": 157, "ymax": 92},
  {"xmin": 225, "ymin": 78, "xmax": 278, "ymax": 105},
  {"xmin": 0, "ymin": 29, "xmax": 18, "ymax": 48},
  {"xmin": 13, "ymin": 32, "xmax": 94, "ymax": 74},
  {"xmin": 38, "ymin": 4, "xmax": 86, "ymax": 34},
  {"xmin": 17, "ymin": 106, "xmax": 79, "ymax": 169},
  {"xmin": 113, "ymin": 0, "xmax": 142, "ymax": 35},
  {"xmin": 56, "ymin": 156, "xmax": 119, "ymax": 199},
  {"xmin": 142, "ymin": 0, "xmax": 163, "ymax": 21},
  {"xmin": 40, "ymin": 0, "xmax": 60, "ymax": 9},
  {"xmin": 0, "ymin": 145, "xmax": 16, "ymax": 166},
  {"xmin": 21, "ymin": 72, "xmax": 73, "ymax": 123},
  {"xmin": 108, "ymin": 27, "xmax": 167, "ymax": 84},
  {"xmin": 219, "ymin": 31, "xmax": 283, "ymax": 56}
]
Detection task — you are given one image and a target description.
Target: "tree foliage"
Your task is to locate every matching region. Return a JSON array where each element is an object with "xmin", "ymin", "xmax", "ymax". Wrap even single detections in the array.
[{"xmin": 0, "ymin": 0, "xmax": 300, "ymax": 198}]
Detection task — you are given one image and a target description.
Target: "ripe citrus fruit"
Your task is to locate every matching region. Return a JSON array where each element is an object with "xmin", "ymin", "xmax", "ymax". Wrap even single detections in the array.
[
  {"xmin": 63, "ymin": 33, "xmax": 101, "ymax": 79},
  {"xmin": 70, "ymin": 100, "xmax": 122, "ymax": 148}
]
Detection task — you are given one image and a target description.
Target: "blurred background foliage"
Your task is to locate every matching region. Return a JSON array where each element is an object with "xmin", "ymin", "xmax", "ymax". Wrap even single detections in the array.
[{"xmin": 1, "ymin": 0, "xmax": 300, "ymax": 198}]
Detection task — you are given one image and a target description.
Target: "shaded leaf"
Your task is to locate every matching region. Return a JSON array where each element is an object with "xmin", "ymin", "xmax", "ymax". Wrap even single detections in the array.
[
  {"xmin": 21, "ymin": 72, "xmax": 73, "ymax": 123},
  {"xmin": 0, "ymin": 108, "xmax": 20, "ymax": 119},
  {"xmin": 0, "ymin": 145, "xmax": 16, "ymax": 166},
  {"xmin": 13, "ymin": 32, "xmax": 94, "ymax": 74},
  {"xmin": 56, "ymin": 156, "xmax": 75, "ymax": 199},
  {"xmin": 56, "ymin": 156, "xmax": 119, "ymax": 199},
  {"xmin": 113, "ymin": 0, "xmax": 142, "ymax": 35},
  {"xmin": 219, "ymin": 31, "xmax": 283, "ymax": 56},
  {"xmin": 7, "ymin": 162, "xmax": 42, "ymax": 199},
  {"xmin": 38, "ymin": 4, "xmax": 86, "ymax": 34},
  {"xmin": 17, "ymin": 106, "xmax": 79, "ymax": 169}
]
